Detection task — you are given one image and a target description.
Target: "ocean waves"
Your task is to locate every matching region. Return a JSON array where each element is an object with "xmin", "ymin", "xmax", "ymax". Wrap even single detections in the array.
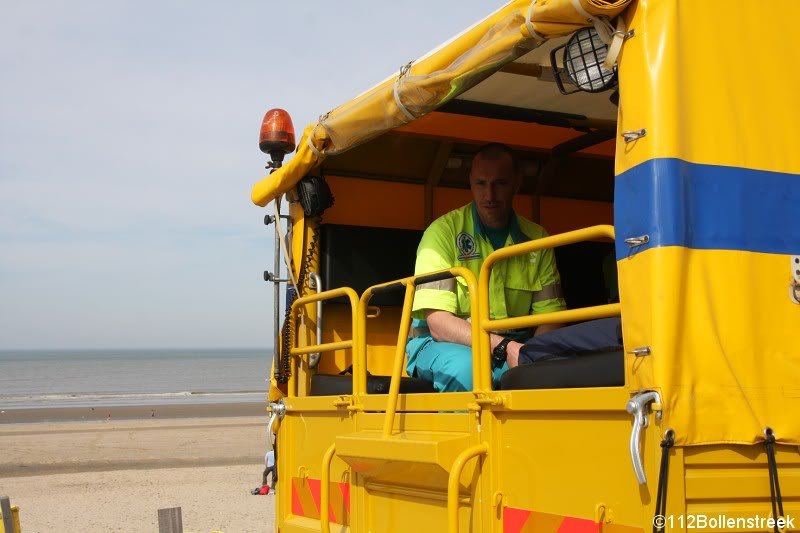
[{"xmin": 0, "ymin": 390, "xmax": 266, "ymax": 409}]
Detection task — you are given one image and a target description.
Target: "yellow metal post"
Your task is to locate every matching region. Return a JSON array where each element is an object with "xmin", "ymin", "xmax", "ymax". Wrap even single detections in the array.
[
  {"xmin": 381, "ymin": 283, "xmax": 417, "ymax": 438},
  {"xmin": 356, "ymin": 290, "xmax": 372, "ymax": 396}
]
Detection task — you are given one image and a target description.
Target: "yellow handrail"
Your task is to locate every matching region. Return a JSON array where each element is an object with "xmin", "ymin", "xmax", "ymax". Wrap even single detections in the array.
[
  {"xmin": 447, "ymin": 443, "xmax": 489, "ymax": 533},
  {"xmin": 290, "ymin": 287, "xmax": 360, "ymax": 397},
  {"xmin": 485, "ymin": 304, "xmax": 622, "ymax": 331},
  {"xmin": 477, "ymin": 225, "xmax": 617, "ymax": 377},
  {"xmin": 319, "ymin": 443, "xmax": 337, "ymax": 533},
  {"xmin": 290, "ymin": 340, "xmax": 353, "ymax": 356},
  {"xmin": 355, "ymin": 267, "xmax": 481, "ymax": 436}
]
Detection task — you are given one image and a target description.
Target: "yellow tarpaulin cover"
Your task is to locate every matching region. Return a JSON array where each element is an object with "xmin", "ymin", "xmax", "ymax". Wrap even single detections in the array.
[
  {"xmin": 615, "ymin": 0, "xmax": 800, "ymax": 446},
  {"xmin": 251, "ymin": 0, "xmax": 630, "ymax": 207}
]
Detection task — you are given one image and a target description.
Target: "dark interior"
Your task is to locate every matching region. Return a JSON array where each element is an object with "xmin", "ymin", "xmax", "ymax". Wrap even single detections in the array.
[
  {"xmin": 320, "ymin": 224, "xmax": 421, "ymax": 306},
  {"xmin": 554, "ymin": 241, "xmax": 618, "ymax": 307}
]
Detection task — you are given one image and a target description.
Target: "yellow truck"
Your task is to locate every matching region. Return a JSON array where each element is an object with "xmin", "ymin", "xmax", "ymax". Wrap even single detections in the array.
[{"xmin": 250, "ymin": 1, "xmax": 800, "ymax": 531}]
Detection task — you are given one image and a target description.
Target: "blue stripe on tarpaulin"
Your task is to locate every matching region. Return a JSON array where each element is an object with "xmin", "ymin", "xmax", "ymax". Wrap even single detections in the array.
[{"xmin": 614, "ymin": 158, "xmax": 800, "ymax": 260}]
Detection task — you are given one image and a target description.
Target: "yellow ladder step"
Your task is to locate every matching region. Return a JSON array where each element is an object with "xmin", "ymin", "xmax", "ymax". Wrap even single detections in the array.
[{"xmin": 336, "ymin": 430, "xmax": 474, "ymax": 474}]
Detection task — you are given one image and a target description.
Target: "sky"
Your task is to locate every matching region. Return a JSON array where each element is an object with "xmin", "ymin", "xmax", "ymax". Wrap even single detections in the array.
[{"xmin": 0, "ymin": 1, "xmax": 493, "ymax": 350}]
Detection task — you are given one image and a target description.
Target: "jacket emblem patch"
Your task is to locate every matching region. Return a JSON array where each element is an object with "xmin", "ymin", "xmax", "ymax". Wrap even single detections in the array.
[{"xmin": 456, "ymin": 232, "xmax": 481, "ymax": 261}]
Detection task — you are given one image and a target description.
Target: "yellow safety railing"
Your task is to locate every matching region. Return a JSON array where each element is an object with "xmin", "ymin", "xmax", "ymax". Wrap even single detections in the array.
[
  {"xmin": 290, "ymin": 286, "xmax": 360, "ymax": 397},
  {"xmin": 477, "ymin": 225, "xmax": 620, "ymax": 387},
  {"xmin": 355, "ymin": 267, "xmax": 480, "ymax": 437}
]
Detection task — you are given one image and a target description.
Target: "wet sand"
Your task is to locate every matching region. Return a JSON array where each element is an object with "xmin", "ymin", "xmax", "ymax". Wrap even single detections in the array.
[
  {"xmin": 0, "ymin": 409, "xmax": 276, "ymax": 532},
  {"xmin": 0, "ymin": 400, "xmax": 266, "ymax": 424}
]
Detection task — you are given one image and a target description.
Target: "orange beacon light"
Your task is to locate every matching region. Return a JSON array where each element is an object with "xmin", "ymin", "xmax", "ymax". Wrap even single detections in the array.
[{"xmin": 259, "ymin": 108, "xmax": 295, "ymax": 168}]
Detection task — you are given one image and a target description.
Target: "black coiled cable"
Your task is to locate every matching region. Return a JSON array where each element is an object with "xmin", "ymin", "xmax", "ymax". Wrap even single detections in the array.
[{"xmin": 276, "ymin": 216, "xmax": 321, "ymax": 383}]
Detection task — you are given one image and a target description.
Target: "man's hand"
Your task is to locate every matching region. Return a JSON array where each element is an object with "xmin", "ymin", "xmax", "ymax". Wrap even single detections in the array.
[
  {"xmin": 507, "ymin": 323, "xmax": 562, "ymax": 367},
  {"xmin": 506, "ymin": 341, "xmax": 523, "ymax": 368}
]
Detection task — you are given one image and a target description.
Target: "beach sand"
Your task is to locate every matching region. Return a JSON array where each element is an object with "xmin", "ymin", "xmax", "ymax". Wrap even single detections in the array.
[{"xmin": 0, "ymin": 405, "xmax": 276, "ymax": 532}]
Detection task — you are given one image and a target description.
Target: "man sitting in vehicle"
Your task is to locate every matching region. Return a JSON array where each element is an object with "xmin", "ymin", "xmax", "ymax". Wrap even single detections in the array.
[{"xmin": 407, "ymin": 143, "xmax": 567, "ymax": 392}]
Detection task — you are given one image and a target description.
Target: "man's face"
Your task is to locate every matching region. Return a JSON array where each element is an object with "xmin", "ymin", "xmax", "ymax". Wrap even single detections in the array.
[{"xmin": 469, "ymin": 153, "xmax": 520, "ymax": 229}]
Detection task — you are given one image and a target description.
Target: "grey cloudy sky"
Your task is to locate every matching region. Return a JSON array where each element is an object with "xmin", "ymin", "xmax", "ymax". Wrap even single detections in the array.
[{"xmin": 0, "ymin": 1, "xmax": 492, "ymax": 349}]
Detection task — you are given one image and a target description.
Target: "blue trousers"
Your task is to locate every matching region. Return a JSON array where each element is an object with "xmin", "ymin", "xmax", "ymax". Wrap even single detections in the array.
[
  {"xmin": 406, "ymin": 335, "xmax": 509, "ymax": 392},
  {"xmin": 518, "ymin": 317, "xmax": 622, "ymax": 364}
]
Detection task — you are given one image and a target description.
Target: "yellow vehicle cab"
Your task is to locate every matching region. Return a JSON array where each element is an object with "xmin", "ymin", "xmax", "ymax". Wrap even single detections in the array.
[{"xmin": 251, "ymin": 1, "xmax": 800, "ymax": 531}]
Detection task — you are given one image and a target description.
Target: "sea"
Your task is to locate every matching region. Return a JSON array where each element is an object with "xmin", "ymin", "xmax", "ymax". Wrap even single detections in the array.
[{"xmin": 0, "ymin": 348, "xmax": 272, "ymax": 409}]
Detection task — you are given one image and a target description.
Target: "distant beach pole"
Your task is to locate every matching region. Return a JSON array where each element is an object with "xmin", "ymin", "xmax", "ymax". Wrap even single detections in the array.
[
  {"xmin": 157, "ymin": 507, "xmax": 183, "ymax": 533},
  {"xmin": 1, "ymin": 495, "xmax": 15, "ymax": 533}
]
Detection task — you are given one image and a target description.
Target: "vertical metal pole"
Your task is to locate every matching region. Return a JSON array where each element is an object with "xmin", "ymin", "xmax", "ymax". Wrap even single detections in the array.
[
  {"xmin": 273, "ymin": 198, "xmax": 281, "ymax": 374},
  {"xmin": 308, "ymin": 272, "xmax": 322, "ymax": 368},
  {"xmin": 157, "ymin": 507, "xmax": 183, "ymax": 533},
  {"xmin": 1, "ymin": 496, "xmax": 14, "ymax": 533}
]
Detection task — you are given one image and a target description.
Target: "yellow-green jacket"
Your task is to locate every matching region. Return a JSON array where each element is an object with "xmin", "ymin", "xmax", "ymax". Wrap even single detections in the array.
[{"xmin": 412, "ymin": 203, "xmax": 566, "ymax": 326}]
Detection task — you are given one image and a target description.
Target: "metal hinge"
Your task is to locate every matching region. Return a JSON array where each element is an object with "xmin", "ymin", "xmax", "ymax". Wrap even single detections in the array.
[
  {"xmin": 625, "ymin": 235, "xmax": 650, "ymax": 247},
  {"xmin": 622, "ymin": 129, "xmax": 646, "ymax": 143}
]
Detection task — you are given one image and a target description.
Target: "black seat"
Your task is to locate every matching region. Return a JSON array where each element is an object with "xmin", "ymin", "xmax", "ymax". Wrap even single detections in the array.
[
  {"xmin": 310, "ymin": 374, "xmax": 435, "ymax": 396},
  {"xmin": 499, "ymin": 349, "xmax": 624, "ymax": 390}
]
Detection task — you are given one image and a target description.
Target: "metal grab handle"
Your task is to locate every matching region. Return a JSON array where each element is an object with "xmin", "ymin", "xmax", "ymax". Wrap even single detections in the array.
[
  {"xmin": 320, "ymin": 443, "xmax": 337, "ymax": 533},
  {"xmin": 267, "ymin": 401, "xmax": 286, "ymax": 436},
  {"xmin": 626, "ymin": 391, "xmax": 661, "ymax": 484},
  {"xmin": 448, "ymin": 444, "xmax": 489, "ymax": 533}
]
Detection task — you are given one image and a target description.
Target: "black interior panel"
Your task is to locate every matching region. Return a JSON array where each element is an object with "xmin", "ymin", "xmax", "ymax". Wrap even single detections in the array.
[{"xmin": 320, "ymin": 224, "xmax": 423, "ymax": 306}]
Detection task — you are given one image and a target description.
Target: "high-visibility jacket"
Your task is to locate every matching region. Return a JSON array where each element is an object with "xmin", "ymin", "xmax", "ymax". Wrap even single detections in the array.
[{"xmin": 412, "ymin": 203, "xmax": 566, "ymax": 324}]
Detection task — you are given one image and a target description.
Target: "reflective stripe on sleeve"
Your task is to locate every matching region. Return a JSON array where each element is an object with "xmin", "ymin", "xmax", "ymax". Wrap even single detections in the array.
[
  {"xmin": 532, "ymin": 283, "xmax": 563, "ymax": 302},
  {"xmin": 416, "ymin": 279, "xmax": 456, "ymax": 292}
]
